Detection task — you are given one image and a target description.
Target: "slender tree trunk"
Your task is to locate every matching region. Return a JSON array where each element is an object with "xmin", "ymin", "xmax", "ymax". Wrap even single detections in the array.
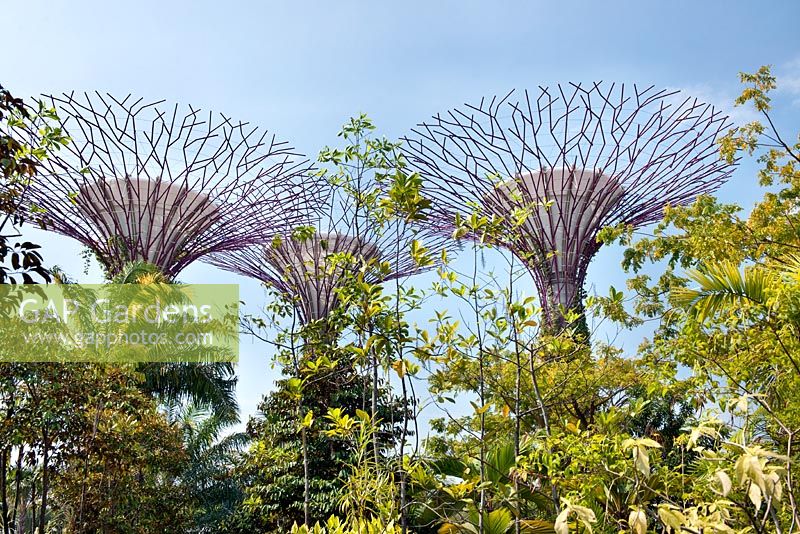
[
  {"xmin": 528, "ymin": 353, "xmax": 558, "ymax": 510},
  {"xmin": 302, "ymin": 414, "xmax": 310, "ymax": 527},
  {"xmin": 291, "ymin": 311, "xmax": 310, "ymax": 528},
  {"xmin": 399, "ymin": 373, "xmax": 409, "ymax": 533},
  {"xmin": 12, "ymin": 446, "xmax": 23, "ymax": 530},
  {"xmin": 38, "ymin": 430, "xmax": 49, "ymax": 534},
  {"xmin": 782, "ymin": 431, "xmax": 800, "ymax": 531},
  {"xmin": 514, "ymin": 338, "xmax": 522, "ymax": 534},
  {"xmin": 478, "ymin": 349, "xmax": 486, "ymax": 534},
  {"xmin": 371, "ymin": 340, "xmax": 379, "ymax": 465},
  {"xmin": 397, "ymin": 266, "xmax": 408, "ymax": 534},
  {"xmin": 472, "ymin": 243, "xmax": 486, "ymax": 534},
  {"xmin": 15, "ymin": 496, "xmax": 24, "ymax": 534},
  {"xmin": 509, "ymin": 262, "xmax": 522, "ymax": 534},
  {"xmin": 30, "ymin": 483, "xmax": 36, "ymax": 534},
  {"xmin": 79, "ymin": 402, "xmax": 102, "ymax": 529},
  {"xmin": 1, "ymin": 448, "xmax": 9, "ymax": 534}
]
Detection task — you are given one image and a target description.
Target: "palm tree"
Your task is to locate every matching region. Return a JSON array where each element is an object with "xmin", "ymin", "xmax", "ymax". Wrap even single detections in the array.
[
  {"xmin": 166, "ymin": 401, "xmax": 249, "ymax": 533},
  {"xmin": 112, "ymin": 260, "xmax": 239, "ymax": 421}
]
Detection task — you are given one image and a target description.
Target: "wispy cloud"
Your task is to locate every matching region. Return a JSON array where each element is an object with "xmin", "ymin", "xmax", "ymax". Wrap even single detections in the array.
[
  {"xmin": 664, "ymin": 56, "xmax": 800, "ymax": 129},
  {"xmin": 777, "ymin": 56, "xmax": 800, "ymax": 108}
]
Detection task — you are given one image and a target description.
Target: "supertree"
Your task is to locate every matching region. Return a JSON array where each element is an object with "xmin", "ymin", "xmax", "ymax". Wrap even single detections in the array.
[
  {"xmin": 401, "ymin": 83, "xmax": 735, "ymax": 329},
  {"xmin": 206, "ymin": 183, "xmax": 447, "ymax": 328},
  {"xmin": 30, "ymin": 92, "xmax": 319, "ymax": 279}
]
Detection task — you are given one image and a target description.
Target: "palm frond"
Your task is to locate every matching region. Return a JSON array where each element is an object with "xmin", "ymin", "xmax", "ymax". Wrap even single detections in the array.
[
  {"xmin": 112, "ymin": 260, "xmax": 167, "ymax": 284},
  {"xmin": 141, "ymin": 362, "xmax": 239, "ymax": 422},
  {"xmin": 670, "ymin": 261, "xmax": 769, "ymax": 321}
]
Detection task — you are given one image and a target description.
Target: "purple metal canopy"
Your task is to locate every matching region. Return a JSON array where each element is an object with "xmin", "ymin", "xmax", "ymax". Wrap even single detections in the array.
[
  {"xmin": 401, "ymin": 84, "xmax": 735, "ymax": 325},
  {"xmin": 32, "ymin": 92, "xmax": 320, "ymax": 278},
  {"xmin": 206, "ymin": 183, "xmax": 449, "ymax": 325}
]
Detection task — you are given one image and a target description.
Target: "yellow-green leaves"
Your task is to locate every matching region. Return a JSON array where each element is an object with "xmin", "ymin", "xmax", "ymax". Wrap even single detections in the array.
[
  {"xmin": 452, "ymin": 225, "xmax": 469, "ymax": 240},
  {"xmin": 286, "ymin": 377, "xmax": 304, "ymax": 399},
  {"xmin": 686, "ymin": 419, "xmax": 721, "ymax": 450},
  {"xmin": 299, "ymin": 410, "xmax": 314, "ymax": 429},
  {"xmin": 718, "ymin": 66, "xmax": 774, "ymax": 163},
  {"xmin": 304, "ymin": 355, "xmax": 338, "ymax": 374},
  {"xmin": 290, "ymin": 514, "xmax": 402, "ymax": 534},
  {"xmin": 628, "ymin": 507, "xmax": 647, "ymax": 534},
  {"xmin": 378, "ymin": 170, "xmax": 432, "ymax": 223},
  {"xmin": 748, "ymin": 482, "xmax": 763, "ymax": 510},
  {"xmin": 391, "ymin": 358, "xmax": 419, "ymax": 379},
  {"xmin": 733, "ymin": 447, "xmax": 785, "ymax": 510},
  {"xmin": 670, "ymin": 261, "xmax": 768, "ymax": 322},
  {"xmin": 410, "ymin": 239, "xmax": 433, "ymax": 267},
  {"xmin": 719, "ymin": 121, "xmax": 765, "ymax": 163},
  {"xmin": 470, "ymin": 401, "xmax": 491, "ymax": 415},
  {"xmin": 555, "ymin": 498, "xmax": 596, "ymax": 534},
  {"xmin": 323, "ymin": 407, "xmax": 374, "ymax": 439},
  {"xmin": 323, "ymin": 407, "xmax": 356, "ymax": 437},
  {"xmin": 736, "ymin": 65, "xmax": 776, "ymax": 112},
  {"xmin": 657, "ymin": 504, "xmax": 685, "ymax": 534},
  {"xmin": 291, "ymin": 225, "xmax": 316, "ymax": 242},
  {"xmin": 657, "ymin": 503, "xmax": 734, "ymax": 534},
  {"xmin": 439, "ymin": 507, "xmax": 515, "ymax": 534},
  {"xmin": 714, "ymin": 470, "xmax": 732, "ymax": 497},
  {"xmin": 622, "ymin": 437, "xmax": 662, "ymax": 477}
]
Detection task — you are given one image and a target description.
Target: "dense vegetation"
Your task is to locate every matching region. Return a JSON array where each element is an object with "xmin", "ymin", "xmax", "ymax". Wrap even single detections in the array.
[{"xmin": 1, "ymin": 67, "xmax": 800, "ymax": 534}]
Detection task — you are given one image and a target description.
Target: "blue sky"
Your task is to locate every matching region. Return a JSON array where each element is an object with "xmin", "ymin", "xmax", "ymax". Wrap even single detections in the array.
[{"xmin": 4, "ymin": 0, "xmax": 800, "ymax": 428}]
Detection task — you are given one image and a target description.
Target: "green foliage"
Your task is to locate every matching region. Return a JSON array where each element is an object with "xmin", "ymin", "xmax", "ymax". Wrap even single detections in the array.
[
  {"xmin": 232, "ymin": 115, "xmax": 415, "ymax": 532},
  {"xmin": 289, "ymin": 514, "xmax": 403, "ymax": 533},
  {"xmin": 349, "ymin": 67, "xmax": 800, "ymax": 534},
  {"xmin": 167, "ymin": 401, "xmax": 249, "ymax": 532},
  {"xmin": 0, "ymin": 84, "xmax": 67, "ymax": 285},
  {"xmin": 229, "ymin": 359, "xmax": 398, "ymax": 532},
  {"xmin": 0, "ymin": 364, "xmax": 192, "ymax": 533},
  {"xmin": 670, "ymin": 261, "xmax": 768, "ymax": 319}
]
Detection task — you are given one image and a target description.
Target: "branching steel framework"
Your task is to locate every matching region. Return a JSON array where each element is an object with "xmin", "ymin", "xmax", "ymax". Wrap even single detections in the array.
[
  {"xmin": 206, "ymin": 183, "xmax": 449, "ymax": 326},
  {"xmin": 402, "ymin": 83, "xmax": 735, "ymax": 326},
  {"xmin": 33, "ymin": 92, "xmax": 319, "ymax": 278}
]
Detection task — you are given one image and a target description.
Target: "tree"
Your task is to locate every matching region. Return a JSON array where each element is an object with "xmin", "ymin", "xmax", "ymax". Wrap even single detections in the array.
[
  {"xmin": 0, "ymin": 364, "xmax": 192, "ymax": 533},
  {"xmin": 0, "ymin": 83, "xmax": 66, "ymax": 284},
  {"xmin": 230, "ymin": 361, "xmax": 382, "ymax": 532},
  {"xmin": 167, "ymin": 401, "xmax": 249, "ymax": 533}
]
